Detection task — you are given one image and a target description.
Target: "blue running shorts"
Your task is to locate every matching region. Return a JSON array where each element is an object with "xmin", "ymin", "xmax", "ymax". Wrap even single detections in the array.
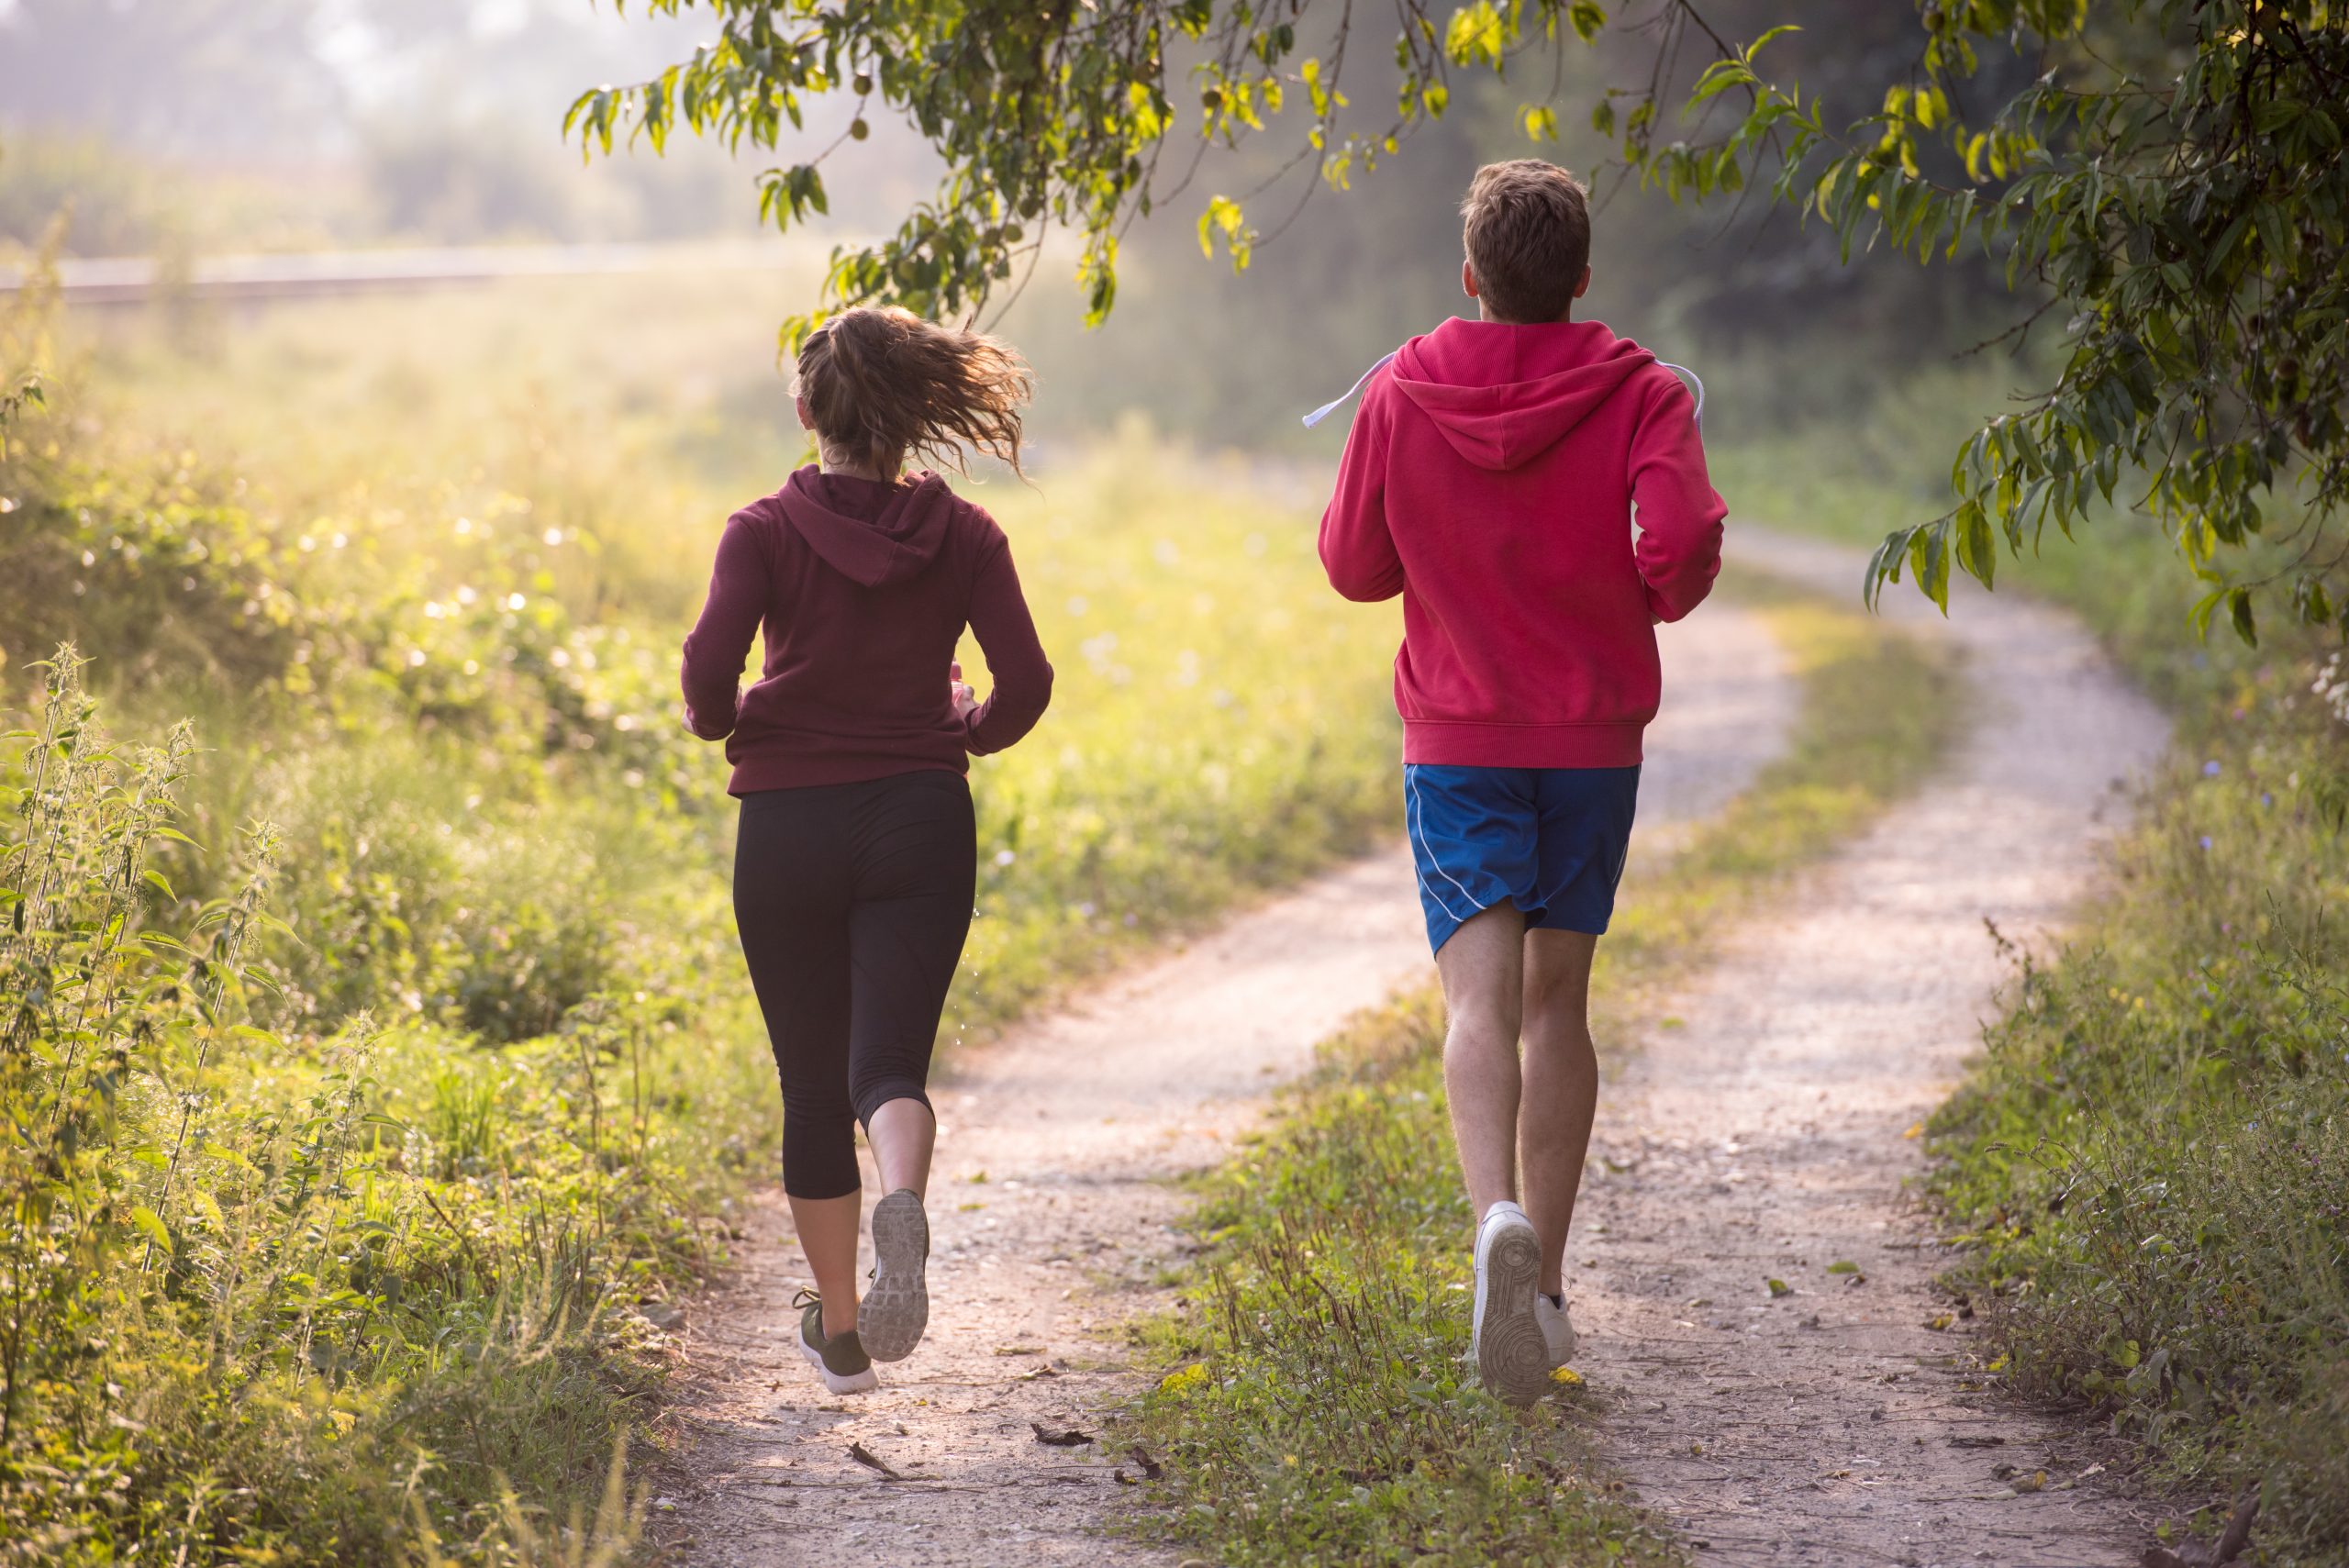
[{"xmin": 1404, "ymin": 763, "xmax": 1642, "ymax": 955}]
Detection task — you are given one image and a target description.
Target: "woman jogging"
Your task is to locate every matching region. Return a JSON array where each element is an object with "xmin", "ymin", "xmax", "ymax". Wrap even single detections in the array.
[{"xmin": 680, "ymin": 306, "xmax": 1053, "ymax": 1395}]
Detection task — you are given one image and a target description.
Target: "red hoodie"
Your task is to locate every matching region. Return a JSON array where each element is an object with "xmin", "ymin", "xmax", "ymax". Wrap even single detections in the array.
[
  {"xmin": 681, "ymin": 467, "xmax": 1052, "ymax": 795},
  {"xmin": 1319, "ymin": 317, "xmax": 1725, "ymax": 769}
]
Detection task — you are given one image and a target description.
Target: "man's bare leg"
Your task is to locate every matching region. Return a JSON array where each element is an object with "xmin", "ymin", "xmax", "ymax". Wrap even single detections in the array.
[
  {"xmin": 1438, "ymin": 904, "xmax": 1555, "ymax": 1403},
  {"xmin": 1520, "ymin": 929, "xmax": 1599, "ymax": 1298},
  {"xmin": 1436, "ymin": 906, "xmax": 1528, "ymax": 1217}
]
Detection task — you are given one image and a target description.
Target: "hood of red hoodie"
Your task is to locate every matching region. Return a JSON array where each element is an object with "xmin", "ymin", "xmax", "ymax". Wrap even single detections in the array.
[
  {"xmin": 1391, "ymin": 317, "xmax": 1655, "ymax": 473},
  {"xmin": 775, "ymin": 466, "xmax": 955, "ymax": 587}
]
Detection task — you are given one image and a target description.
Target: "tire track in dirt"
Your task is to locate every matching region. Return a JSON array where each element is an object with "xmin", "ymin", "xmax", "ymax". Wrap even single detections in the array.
[
  {"xmin": 1575, "ymin": 527, "xmax": 2170, "ymax": 1567},
  {"xmin": 662, "ymin": 602, "xmax": 1796, "ymax": 1568}
]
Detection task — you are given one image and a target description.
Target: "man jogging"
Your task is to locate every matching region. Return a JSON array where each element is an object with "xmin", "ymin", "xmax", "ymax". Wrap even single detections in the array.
[{"xmin": 1316, "ymin": 159, "xmax": 1726, "ymax": 1405}]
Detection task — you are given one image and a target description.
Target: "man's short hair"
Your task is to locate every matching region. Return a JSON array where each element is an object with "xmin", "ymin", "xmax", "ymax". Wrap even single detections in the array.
[{"xmin": 1461, "ymin": 160, "xmax": 1592, "ymax": 324}]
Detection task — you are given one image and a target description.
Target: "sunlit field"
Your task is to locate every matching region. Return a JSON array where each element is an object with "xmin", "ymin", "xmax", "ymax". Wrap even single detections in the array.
[{"xmin": 0, "ymin": 271, "xmax": 1399, "ymax": 1560}]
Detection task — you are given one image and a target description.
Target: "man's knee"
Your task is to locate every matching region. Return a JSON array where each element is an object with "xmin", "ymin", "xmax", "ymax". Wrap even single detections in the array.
[{"xmin": 1445, "ymin": 988, "xmax": 1523, "ymax": 1048}]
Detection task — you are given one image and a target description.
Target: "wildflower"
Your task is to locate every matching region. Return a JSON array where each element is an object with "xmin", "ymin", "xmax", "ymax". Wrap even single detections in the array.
[{"xmin": 1159, "ymin": 1362, "xmax": 1209, "ymax": 1394}]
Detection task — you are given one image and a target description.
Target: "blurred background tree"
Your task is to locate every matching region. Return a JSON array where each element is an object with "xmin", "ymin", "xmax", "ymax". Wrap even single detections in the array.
[{"xmin": 573, "ymin": 0, "xmax": 2345, "ymax": 639}]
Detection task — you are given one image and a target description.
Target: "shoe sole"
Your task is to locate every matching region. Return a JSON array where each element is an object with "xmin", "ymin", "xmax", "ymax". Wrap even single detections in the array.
[
  {"xmin": 797, "ymin": 1325, "xmax": 878, "ymax": 1395},
  {"xmin": 862, "ymin": 1189, "xmax": 930, "ymax": 1362},
  {"xmin": 1475, "ymin": 1218, "xmax": 1551, "ymax": 1407}
]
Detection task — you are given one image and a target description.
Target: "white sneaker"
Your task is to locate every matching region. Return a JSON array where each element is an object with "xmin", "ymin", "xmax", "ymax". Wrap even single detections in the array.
[
  {"xmin": 1535, "ymin": 1291, "xmax": 1578, "ymax": 1367},
  {"xmin": 1471, "ymin": 1202, "xmax": 1549, "ymax": 1407}
]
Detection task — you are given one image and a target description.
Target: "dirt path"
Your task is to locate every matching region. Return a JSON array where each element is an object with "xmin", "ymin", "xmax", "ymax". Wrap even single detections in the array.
[
  {"xmin": 663, "ymin": 604, "xmax": 1796, "ymax": 1568},
  {"xmin": 1575, "ymin": 527, "xmax": 2170, "ymax": 1567}
]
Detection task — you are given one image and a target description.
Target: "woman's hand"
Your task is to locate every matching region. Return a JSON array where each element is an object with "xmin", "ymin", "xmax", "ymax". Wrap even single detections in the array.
[{"xmin": 949, "ymin": 661, "xmax": 981, "ymax": 724}]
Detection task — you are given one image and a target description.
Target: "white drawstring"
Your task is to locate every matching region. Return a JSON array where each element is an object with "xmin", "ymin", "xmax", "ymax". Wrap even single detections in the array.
[
  {"xmin": 1657, "ymin": 362, "xmax": 1705, "ymax": 424},
  {"xmin": 1302, "ymin": 350, "xmax": 1706, "ymax": 429},
  {"xmin": 1300, "ymin": 350, "xmax": 1399, "ymax": 428}
]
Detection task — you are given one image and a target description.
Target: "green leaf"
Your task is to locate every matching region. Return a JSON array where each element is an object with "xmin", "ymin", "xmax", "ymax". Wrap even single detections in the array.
[{"xmin": 130, "ymin": 1205, "xmax": 172, "ymax": 1251}]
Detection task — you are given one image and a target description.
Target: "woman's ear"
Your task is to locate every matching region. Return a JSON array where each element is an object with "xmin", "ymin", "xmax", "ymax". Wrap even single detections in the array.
[{"xmin": 795, "ymin": 394, "xmax": 815, "ymax": 431}]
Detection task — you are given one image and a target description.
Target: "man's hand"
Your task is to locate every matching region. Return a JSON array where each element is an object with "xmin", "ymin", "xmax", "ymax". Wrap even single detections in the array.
[{"xmin": 949, "ymin": 660, "xmax": 981, "ymax": 724}]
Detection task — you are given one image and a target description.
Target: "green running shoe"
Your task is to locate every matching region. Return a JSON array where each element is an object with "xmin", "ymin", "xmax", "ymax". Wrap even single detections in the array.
[{"xmin": 795, "ymin": 1290, "xmax": 878, "ymax": 1395}]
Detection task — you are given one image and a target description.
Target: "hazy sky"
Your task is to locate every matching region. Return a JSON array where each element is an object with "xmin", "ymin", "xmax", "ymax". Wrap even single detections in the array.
[{"xmin": 0, "ymin": 0, "xmax": 725, "ymax": 157}]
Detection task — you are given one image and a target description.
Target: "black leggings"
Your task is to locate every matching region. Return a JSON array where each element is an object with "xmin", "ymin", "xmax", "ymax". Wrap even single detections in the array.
[{"xmin": 733, "ymin": 771, "xmax": 976, "ymax": 1199}]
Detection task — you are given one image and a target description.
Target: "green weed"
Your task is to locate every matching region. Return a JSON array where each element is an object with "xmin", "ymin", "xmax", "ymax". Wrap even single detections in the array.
[
  {"xmin": 1, "ymin": 271, "xmax": 1410, "ymax": 1562},
  {"xmin": 1927, "ymin": 653, "xmax": 2349, "ymax": 1562}
]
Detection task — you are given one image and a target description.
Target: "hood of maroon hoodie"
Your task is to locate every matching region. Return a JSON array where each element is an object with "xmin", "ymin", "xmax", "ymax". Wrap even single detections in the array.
[
  {"xmin": 776, "ymin": 467, "xmax": 955, "ymax": 587},
  {"xmin": 1390, "ymin": 317, "xmax": 1655, "ymax": 473}
]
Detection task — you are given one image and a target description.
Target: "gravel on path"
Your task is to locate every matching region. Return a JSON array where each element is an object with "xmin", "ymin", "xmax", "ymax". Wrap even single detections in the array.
[{"xmin": 1574, "ymin": 528, "xmax": 2170, "ymax": 1568}]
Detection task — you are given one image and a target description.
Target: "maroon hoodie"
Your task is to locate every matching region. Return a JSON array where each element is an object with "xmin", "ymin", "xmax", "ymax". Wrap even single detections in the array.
[
  {"xmin": 681, "ymin": 467, "xmax": 1052, "ymax": 794},
  {"xmin": 1319, "ymin": 317, "xmax": 1725, "ymax": 769}
]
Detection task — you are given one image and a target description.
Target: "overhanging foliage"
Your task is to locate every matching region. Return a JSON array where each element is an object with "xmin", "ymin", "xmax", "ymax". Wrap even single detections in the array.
[{"xmin": 576, "ymin": 1, "xmax": 2348, "ymax": 636}]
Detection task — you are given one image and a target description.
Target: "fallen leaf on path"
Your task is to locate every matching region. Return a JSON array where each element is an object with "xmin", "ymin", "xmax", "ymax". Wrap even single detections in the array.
[
  {"xmin": 1126, "ymin": 1443, "xmax": 1165, "ymax": 1480},
  {"xmin": 847, "ymin": 1442, "xmax": 904, "ymax": 1481},
  {"xmin": 1826, "ymin": 1260, "xmax": 1860, "ymax": 1274},
  {"xmin": 1924, "ymin": 1313, "xmax": 1956, "ymax": 1330},
  {"xmin": 1903, "ymin": 1122, "xmax": 1924, "ymax": 1139},
  {"xmin": 994, "ymin": 1344, "xmax": 1044, "ymax": 1355},
  {"xmin": 1018, "ymin": 1363, "xmax": 1060, "ymax": 1381},
  {"xmin": 1765, "ymin": 1278, "xmax": 1792, "ymax": 1297},
  {"xmin": 2011, "ymin": 1470, "xmax": 2048, "ymax": 1494},
  {"xmin": 1551, "ymin": 1366, "xmax": 1584, "ymax": 1386},
  {"xmin": 1030, "ymin": 1421, "xmax": 1096, "ymax": 1447},
  {"xmin": 1948, "ymin": 1434, "xmax": 2006, "ymax": 1448}
]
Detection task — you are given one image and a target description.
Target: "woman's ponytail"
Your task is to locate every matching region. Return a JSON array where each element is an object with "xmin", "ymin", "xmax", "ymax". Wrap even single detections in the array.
[{"xmin": 793, "ymin": 306, "xmax": 1033, "ymax": 478}]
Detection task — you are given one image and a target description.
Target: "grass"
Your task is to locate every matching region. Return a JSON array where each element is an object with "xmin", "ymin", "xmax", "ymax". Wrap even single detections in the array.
[
  {"xmin": 1715, "ymin": 395, "xmax": 2349, "ymax": 1562},
  {"xmin": 0, "ymin": 269, "xmax": 1403, "ymax": 1563},
  {"xmin": 1110, "ymin": 574, "xmax": 1965, "ymax": 1568}
]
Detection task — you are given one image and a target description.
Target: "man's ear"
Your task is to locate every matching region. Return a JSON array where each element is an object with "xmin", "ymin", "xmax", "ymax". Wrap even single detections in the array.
[
  {"xmin": 1461, "ymin": 258, "xmax": 1480, "ymax": 300},
  {"xmin": 1572, "ymin": 266, "xmax": 1592, "ymax": 301}
]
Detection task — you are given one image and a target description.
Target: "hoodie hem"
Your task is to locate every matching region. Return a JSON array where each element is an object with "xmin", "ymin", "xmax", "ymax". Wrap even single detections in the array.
[
  {"xmin": 1401, "ymin": 719, "xmax": 1644, "ymax": 770},
  {"xmin": 727, "ymin": 753, "xmax": 968, "ymax": 797}
]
